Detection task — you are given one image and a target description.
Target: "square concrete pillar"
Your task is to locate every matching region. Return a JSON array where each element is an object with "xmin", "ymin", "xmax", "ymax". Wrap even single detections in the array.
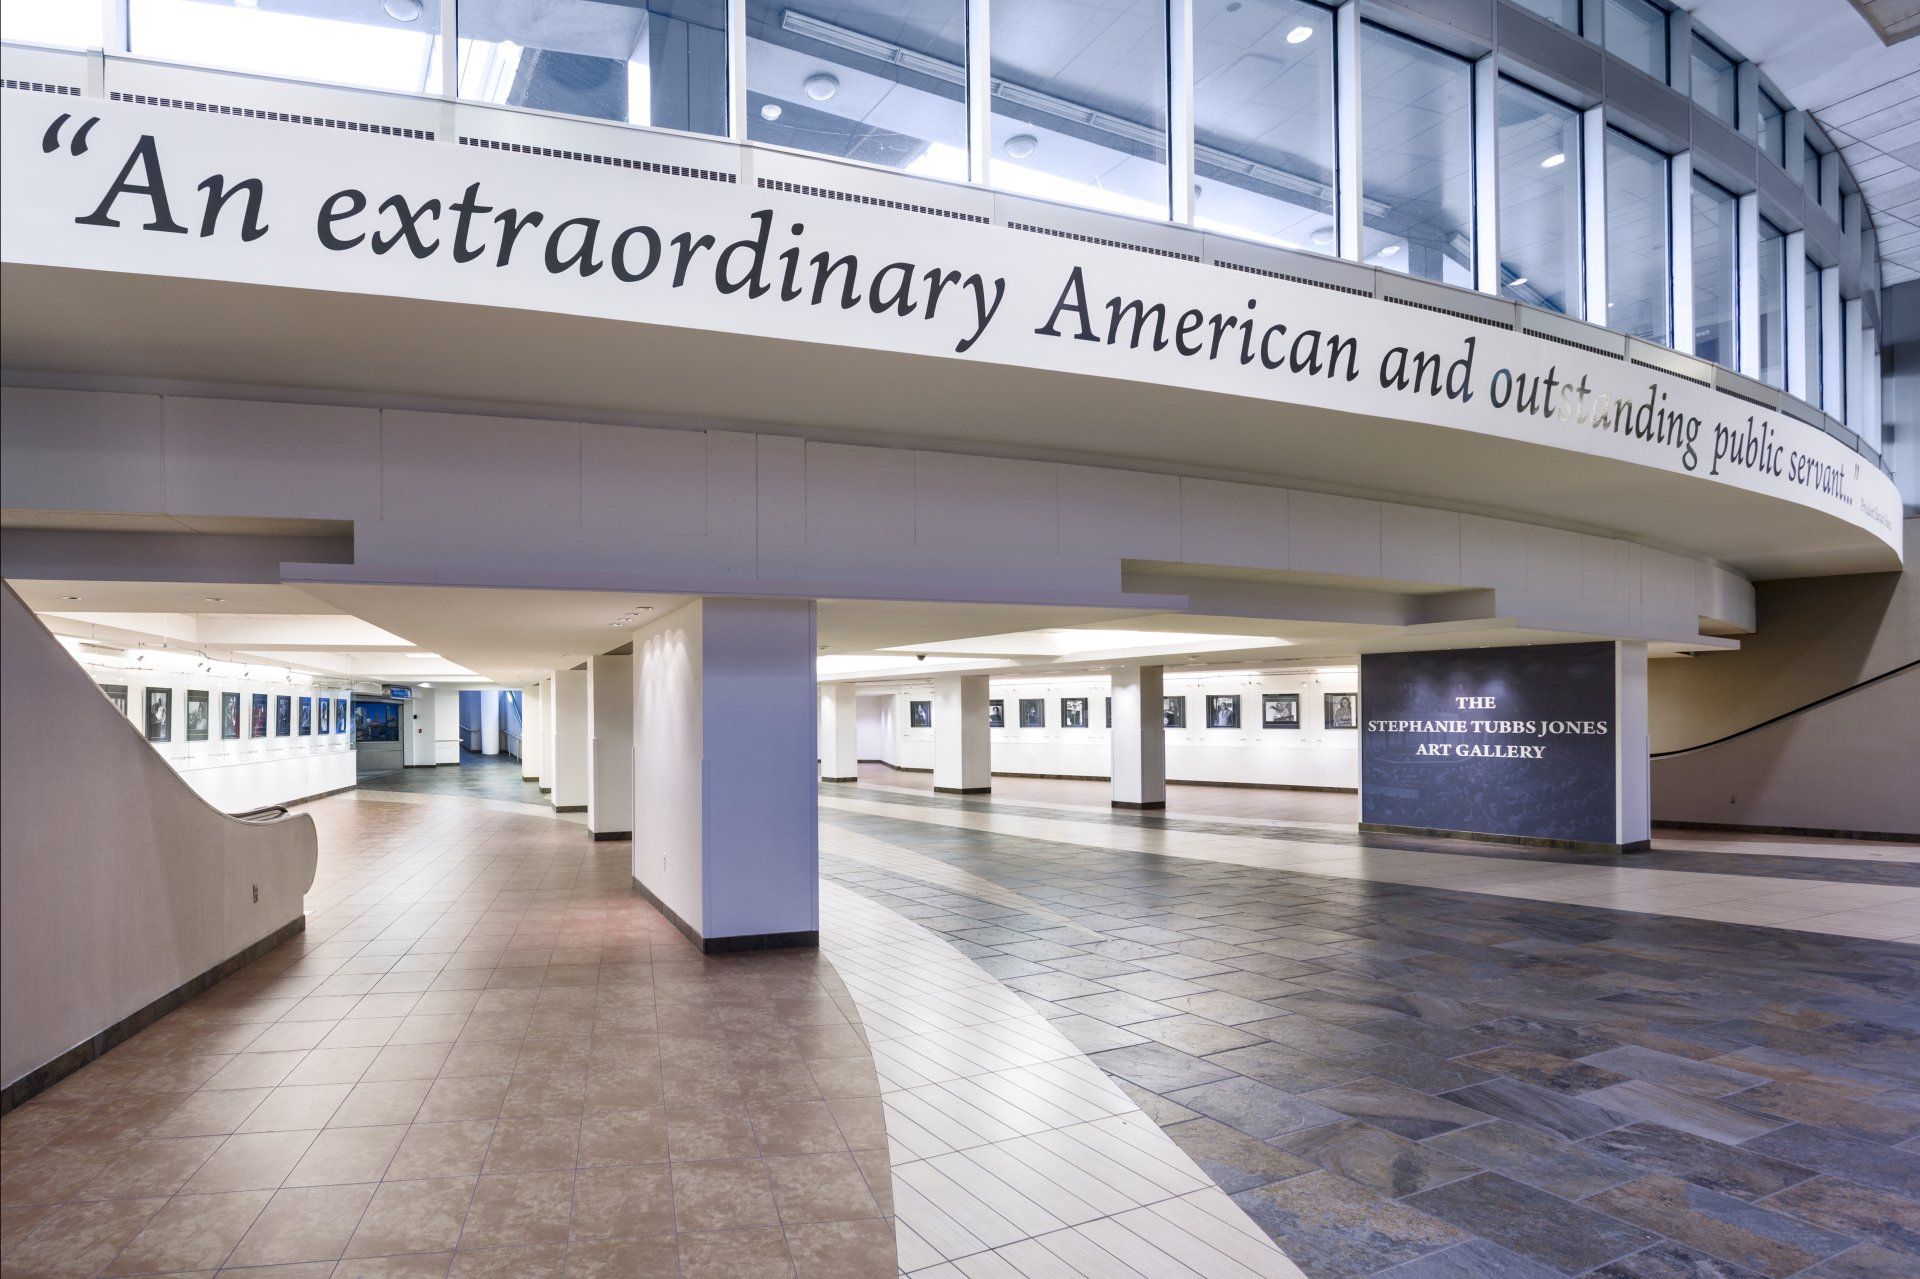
[
  {"xmin": 538, "ymin": 674, "xmax": 556, "ymax": 793},
  {"xmin": 519, "ymin": 684, "xmax": 543, "ymax": 782},
  {"xmin": 1110, "ymin": 665, "xmax": 1166, "ymax": 809},
  {"xmin": 933, "ymin": 674, "xmax": 991, "ymax": 793},
  {"xmin": 1616, "ymin": 641, "xmax": 1651, "ymax": 848},
  {"xmin": 588, "ymin": 654, "xmax": 634, "ymax": 840},
  {"xmin": 819, "ymin": 682, "xmax": 859, "ymax": 782},
  {"xmin": 632, "ymin": 599, "xmax": 819, "ymax": 951},
  {"xmin": 548, "ymin": 668, "xmax": 588, "ymax": 813}
]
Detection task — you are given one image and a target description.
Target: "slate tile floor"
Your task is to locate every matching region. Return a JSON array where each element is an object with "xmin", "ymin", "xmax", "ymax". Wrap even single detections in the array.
[{"xmin": 823, "ymin": 772, "xmax": 1920, "ymax": 1279}]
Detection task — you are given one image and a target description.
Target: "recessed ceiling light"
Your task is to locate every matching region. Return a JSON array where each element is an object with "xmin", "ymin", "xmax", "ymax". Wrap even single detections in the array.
[
  {"xmin": 1311, "ymin": 225, "xmax": 1335, "ymax": 246},
  {"xmin": 382, "ymin": 0, "xmax": 422, "ymax": 21},
  {"xmin": 1541, "ymin": 152, "xmax": 1566, "ymax": 169},
  {"xmin": 804, "ymin": 72, "xmax": 839, "ymax": 101},
  {"xmin": 1508, "ymin": 276, "xmax": 1528, "ymax": 288},
  {"xmin": 1286, "ymin": 25, "xmax": 1314, "ymax": 43},
  {"xmin": 760, "ymin": 102, "xmax": 783, "ymax": 121},
  {"xmin": 1380, "ymin": 244, "xmax": 1401, "ymax": 256},
  {"xmin": 1004, "ymin": 133, "xmax": 1038, "ymax": 160}
]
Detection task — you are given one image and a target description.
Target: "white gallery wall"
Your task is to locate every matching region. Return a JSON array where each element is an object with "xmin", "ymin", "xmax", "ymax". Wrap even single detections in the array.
[
  {"xmin": 72, "ymin": 657, "xmax": 355, "ymax": 813},
  {"xmin": 858, "ymin": 667, "xmax": 1361, "ymax": 790}
]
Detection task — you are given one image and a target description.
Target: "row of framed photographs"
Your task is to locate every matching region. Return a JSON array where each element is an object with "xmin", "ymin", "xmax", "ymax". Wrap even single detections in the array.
[
  {"xmin": 909, "ymin": 692, "xmax": 1359, "ymax": 731},
  {"xmin": 102, "ymin": 685, "xmax": 351, "ymax": 744}
]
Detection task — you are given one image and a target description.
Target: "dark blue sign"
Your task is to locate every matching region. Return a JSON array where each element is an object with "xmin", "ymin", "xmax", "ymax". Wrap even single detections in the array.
[
  {"xmin": 1361, "ymin": 642, "xmax": 1615, "ymax": 845},
  {"xmin": 387, "ymin": 685, "xmax": 412, "ymax": 700}
]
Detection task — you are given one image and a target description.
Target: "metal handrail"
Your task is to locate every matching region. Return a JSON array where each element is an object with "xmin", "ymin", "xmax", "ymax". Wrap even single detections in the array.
[
  {"xmin": 232, "ymin": 805, "xmax": 289, "ymax": 822},
  {"xmin": 1652, "ymin": 659, "xmax": 1918, "ymax": 759}
]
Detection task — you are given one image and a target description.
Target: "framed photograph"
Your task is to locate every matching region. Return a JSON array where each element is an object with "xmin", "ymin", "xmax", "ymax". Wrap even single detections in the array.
[
  {"xmin": 987, "ymin": 699, "xmax": 1005, "ymax": 728},
  {"xmin": 221, "ymin": 692, "xmax": 242, "ymax": 740},
  {"xmin": 251, "ymin": 693, "xmax": 269, "ymax": 738},
  {"xmin": 1060, "ymin": 697, "xmax": 1088, "ymax": 728},
  {"xmin": 276, "ymin": 695, "xmax": 292, "ymax": 736},
  {"xmin": 102, "ymin": 683, "xmax": 129, "ymax": 716},
  {"xmin": 317, "ymin": 696, "xmax": 330, "ymax": 734},
  {"xmin": 185, "ymin": 690, "xmax": 210, "ymax": 742},
  {"xmin": 1105, "ymin": 696, "xmax": 1111, "ymax": 728},
  {"xmin": 1325, "ymin": 691, "xmax": 1358, "ymax": 729},
  {"xmin": 1163, "ymin": 695, "xmax": 1186, "ymax": 729},
  {"xmin": 336, "ymin": 698, "xmax": 348, "ymax": 734},
  {"xmin": 909, "ymin": 699, "xmax": 933, "ymax": 729},
  {"xmin": 1262, "ymin": 692, "xmax": 1300, "ymax": 729},
  {"xmin": 1018, "ymin": 698, "xmax": 1045, "ymax": 728},
  {"xmin": 1208, "ymin": 694, "xmax": 1240, "ymax": 729},
  {"xmin": 145, "ymin": 687, "xmax": 172, "ymax": 742},
  {"xmin": 298, "ymin": 697, "xmax": 312, "ymax": 736}
]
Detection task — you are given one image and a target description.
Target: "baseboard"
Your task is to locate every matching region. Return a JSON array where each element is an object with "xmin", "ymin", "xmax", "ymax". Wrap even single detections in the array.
[
  {"xmin": 934, "ymin": 785, "xmax": 992, "ymax": 794},
  {"xmin": 553, "ymin": 804, "xmax": 586, "ymax": 813},
  {"xmin": 590, "ymin": 830, "xmax": 631, "ymax": 841},
  {"xmin": 1654, "ymin": 819, "xmax": 1919, "ymax": 843},
  {"xmin": 863, "ymin": 759, "xmax": 1357, "ymax": 795},
  {"xmin": 1, "ymin": 915, "xmax": 306, "ymax": 1115},
  {"xmin": 1359, "ymin": 821, "xmax": 1649, "ymax": 855},
  {"xmin": 1112, "ymin": 799, "xmax": 1167, "ymax": 809},
  {"xmin": 629, "ymin": 876, "xmax": 818, "ymax": 953},
  {"xmin": 539, "ymin": 786, "xmax": 551, "ymax": 793},
  {"xmin": 870, "ymin": 762, "xmax": 932, "ymax": 774},
  {"xmin": 820, "ymin": 776, "xmax": 858, "ymax": 783}
]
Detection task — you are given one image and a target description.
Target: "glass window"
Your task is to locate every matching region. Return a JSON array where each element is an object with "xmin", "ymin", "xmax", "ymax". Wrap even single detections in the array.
[
  {"xmin": 1804, "ymin": 259, "xmax": 1824, "ymax": 409},
  {"xmin": 1803, "ymin": 139, "xmax": 1823, "ymax": 200},
  {"xmin": 1758, "ymin": 218, "xmax": 1786, "ymax": 388},
  {"xmin": 745, "ymin": 1, "xmax": 967, "ymax": 180},
  {"xmin": 1604, "ymin": 0, "xmax": 1667, "ymax": 81},
  {"xmin": 1360, "ymin": 24, "xmax": 1474, "ymax": 286},
  {"xmin": 1690, "ymin": 175, "xmax": 1738, "ymax": 367},
  {"xmin": 1689, "ymin": 36, "xmax": 1736, "ymax": 125},
  {"xmin": 1759, "ymin": 91, "xmax": 1786, "ymax": 165},
  {"xmin": 0, "ymin": 0, "xmax": 104, "ymax": 47},
  {"xmin": 1192, "ymin": 0, "xmax": 1336, "ymax": 250},
  {"xmin": 1605, "ymin": 129, "xmax": 1669, "ymax": 343},
  {"xmin": 458, "ymin": 0, "xmax": 726, "ymax": 136},
  {"xmin": 990, "ymin": 0, "xmax": 1170, "ymax": 219},
  {"xmin": 1496, "ymin": 79, "xmax": 1582, "ymax": 316},
  {"xmin": 130, "ymin": 0, "xmax": 443, "ymax": 94},
  {"xmin": 1509, "ymin": 0, "xmax": 1581, "ymax": 33}
]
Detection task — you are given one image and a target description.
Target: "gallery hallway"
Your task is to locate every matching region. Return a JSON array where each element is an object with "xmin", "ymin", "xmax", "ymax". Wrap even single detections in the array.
[{"xmin": 3, "ymin": 780, "xmax": 1916, "ymax": 1278}]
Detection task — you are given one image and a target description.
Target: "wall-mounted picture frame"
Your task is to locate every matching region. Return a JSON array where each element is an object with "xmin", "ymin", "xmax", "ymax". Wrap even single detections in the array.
[
  {"xmin": 145, "ymin": 687, "xmax": 172, "ymax": 742},
  {"xmin": 1325, "ymin": 691, "xmax": 1358, "ymax": 729},
  {"xmin": 221, "ymin": 691, "xmax": 242, "ymax": 740},
  {"xmin": 276, "ymin": 694, "xmax": 292, "ymax": 736},
  {"xmin": 251, "ymin": 693, "xmax": 269, "ymax": 738},
  {"xmin": 336, "ymin": 698, "xmax": 348, "ymax": 735},
  {"xmin": 1163, "ymin": 695, "xmax": 1186, "ymax": 729},
  {"xmin": 1208, "ymin": 694, "xmax": 1240, "ymax": 729},
  {"xmin": 1062, "ymin": 697, "xmax": 1088, "ymax": 728},
  {"xmin": 1019, "ymin": 698, "xmax": 1045, "ymax": 728},
  {"xmin": 185, "ymin": 690, "xmax": 210, "ymax": 742},
  {"xmin": 317, "ymin": 696, "xmax": 330, "ymax": 734},
  {"xmin": 298, "ymin": 697, "xmax": 312, "ymax": 735},
  {"xmin": 1105, "ymin": 696, "xmax": 1111, "ymax": 728},
  {"xmin": 987, "ymin": 699, "xmax": 1005, "ymax": 728},
  {"xmin": 1263, "ymin": 692, "xmax": 1300, "ymax": 729},
  {"xmin": 102, "ymin": 683, "xmax": 129, "ymax": 716},
  {"xmin": 909, "ymin": 699, "xmax": 933, "ymax": 729}
]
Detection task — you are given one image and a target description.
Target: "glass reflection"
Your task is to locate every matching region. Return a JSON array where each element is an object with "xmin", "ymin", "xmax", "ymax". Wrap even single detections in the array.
[
  {"xmin": 1361, "ymin": 24, "xmax": 1473, "ymax": 286},
  {"xmin": 1690, "ymin": 174, "xmax": 1737, "ymax": 367},
  {"xmin": 990, "ymin": 0, "xmax": 1170, "ymax": 218},
  {"xmin": 131, "ymin": 0, "xmax": 442, "ymax": 94},
  {"xmin": 1, "ymin": 0, "xmax": 104, "ymax": 47},
  {"xmin": 1689, "ymin": 35, "xmax": 1735, "ymax": 126},
  {"xmin": 1805, "ymin": 259, "xmax": 1825, "ymax": 409},
  {"xmin": 1604, "ymin": 0, "xmax": 1666, "ymax": 82},
  {"xmin": 1192, "ymin": 0, "xmax": 1335, "ymax": 251},
  {"xmin": 458, "ymin": 0, "xmax": 726, "ymax": 136},
  {"xmin": 1497, "ymin": 79, "xmax": 1582, "ymax": 316},
  {"xmin": 1759, "ymin": 218, "xmax": 1785, "ymax": 388},
  {"xmin": 1605, "ymin": 129, "xmax": 1670, "ymax": 343},
  {"xmin": 746, "ymin": 0, "xmax": 967, "ymax": 180}
]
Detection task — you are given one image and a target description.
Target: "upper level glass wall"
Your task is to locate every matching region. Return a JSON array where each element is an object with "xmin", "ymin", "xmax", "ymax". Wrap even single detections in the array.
[
  {"xmin": 1758, "ymin": 217, "xmax": 1786, "ymax": 389},
  {"xmin": 1805, "ymin": 259, "xmax": 1825, "ymax": 410},
  {"xmin": 1758, "ymin": 90, "xmax": 1786, "ymax": 166},
  {"xmin": 1690, "ymin": 174, "xmax": 1738, "ymax": 367},
  {"xmin": 1605, "ymin": 128, "xmax": 1670, "ymax": 343},
  {"xmin": 459, "ymin": 0, "xmax": 725, "ymax": 135},
  {"xmin": 1497, "ymin": 78, "xmax": 1582, "ymax": 317},
  {"xmin": 1604, "ymin": 0, "xmax": 1668, "ymax": 82},
  {"xmin": 1360, "ymin": 24, "xmax": 1473, "ymax": 286},
  {"xmin": 1689, "ymin": 35, "xmax": 1736, "ymax": 126},
  {"xmin": 0, "ymin": 0, "xmax": 101, "ymax": 48},
  {"xmin": 744, "ymin": 1, "xmax": 968, "ymax": 181},
  {"xmin": 990, "ymin": 0, "xmax": 1170, "ymax": 219},
  {"xmin": 1192, "ymin": 0, "xmax": 1336, "ymax": 252},
  {"xmin": 1510, "ymin": 0, "xmax": 1581, "ymax": 33},
  {"xmin": 130, "ymin": 0, "xmax": 443, "ymax": 95}
]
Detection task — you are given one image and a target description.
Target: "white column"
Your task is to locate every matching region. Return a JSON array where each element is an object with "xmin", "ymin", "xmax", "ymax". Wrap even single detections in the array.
[
  {"xmin": 1580, "ymin": 107, "xmax": 1608, "ymax": 325},
  {"xmin": 1784, "ymin": 229, "xmax": 1808, "ymax": 401},
  {"xmin": 538, "ymin": 675, "xmax": 555, "ymax": 792},
  {"xmin": 549, "ymin": 668, "xmax": 589, "ymax": 812},
  {"xmin": 1669, "ymin": 149, "xmax": 1695, "ymax": 354},
  {"xmin": 1110, "ymin": 665, "xmax": 1166, "ymax": 810},
  {"xmin": 633, "ymin": 599, "xmax": 819, "ymax": 951},
  {"xmin": 818, "ymin": 682, "xmax": 859, "ymax": 783},
  {"xmin": 588, "ymin": 654, "xmax": 634, "ymax": 839},
  {"xmin": 1334, "ymin": 0, "xmax": 1363, "ymax": 261},
  {"xmin": 933, "ymin": 674, "xmax": 991, "ymax": 794},
  {"xmin": 1168, "ymin": 0, "xmax": 1196, "ymax": 225},
  {"xmin": 479, "ymin": 692, "xmax": 500, "ymax": 756},
  {"xmin": 1615, "ymin": 641, "xmax": 1651, "ymax": 849},
  {"xmin": 520, "ymin": 684, "xmax": 543, "ymax": 782},
  {"xmin": 1472, "ymin": 53, "xmax": 1499, "ymax": 296},
  {"xmin": 966, "ymin": 0, "xmax": 991, "ymax": 186}
]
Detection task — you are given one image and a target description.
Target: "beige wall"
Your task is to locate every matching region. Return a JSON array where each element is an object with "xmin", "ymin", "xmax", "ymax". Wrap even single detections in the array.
[{"xmin": 1, "ymin": 586, "xmax": 317, "ymax": 1093}]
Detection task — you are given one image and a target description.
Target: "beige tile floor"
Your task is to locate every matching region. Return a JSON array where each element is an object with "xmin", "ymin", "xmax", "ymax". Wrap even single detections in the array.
[{"xmin": 0, "ymin": 794, "xmax": 898, "ymax": 1278}]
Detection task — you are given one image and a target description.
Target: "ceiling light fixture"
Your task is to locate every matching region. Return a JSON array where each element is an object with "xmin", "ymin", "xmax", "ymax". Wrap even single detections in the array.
[
  {"xmin": 1311, "ymin": 226, "xmax": 1335, "ymax": 246},
  {"xmin": 383, "ymin": 0, "xmax": 423, "ymax": 21},
  {"xmin": 1380, "ymin": 244, "xmax": 1401, "ymax": 256},
  {"xmin": 804, "ymin": 72, "xmax": 839, "ymax": 101},
  {"xmin": 760, "ymin": 102, "xmax": 783, "ymax": 121},
  {"xmin": 1004, "ymin": 133, "xmax": 1038, "ymax": 159},
  {"xmin": 1541, "ymin": 152, "xmax": 1566, "ymax": 169},
  {"xmin": 1508, "ymin": 276, "xmax": 1528, "ymax": 288},
  {"xmin": 1286, "ymin": 25, "xmax": 1314, "ymax": 43}
]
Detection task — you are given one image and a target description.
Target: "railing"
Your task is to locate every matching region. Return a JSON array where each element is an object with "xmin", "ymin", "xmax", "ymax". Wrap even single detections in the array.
[
  {"xmin": 501, "ymin": 730, "xmax": 521, "ymax": 761},
  {"xmin": 1652, "ymin": 659, "xmax": 1918, "ymax": 759},
  {"xmin": 231, "ymin": 805, "xmax": 289, "ymax": 822},
  {"xmin": 460, "ymin": 722, "xmax": 480, "ymax": 752}
]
